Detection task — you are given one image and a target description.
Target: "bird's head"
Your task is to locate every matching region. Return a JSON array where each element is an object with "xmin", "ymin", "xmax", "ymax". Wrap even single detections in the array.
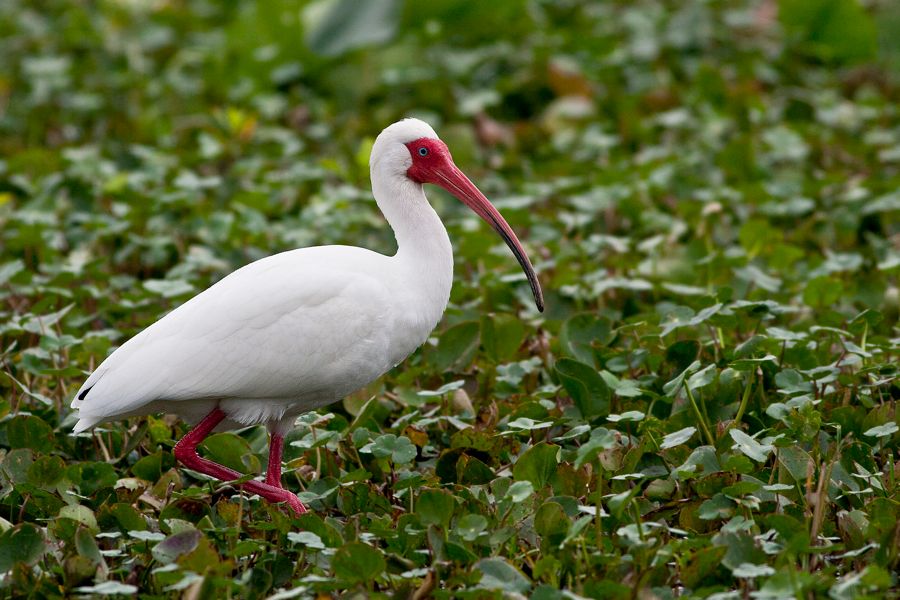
[{"xmin": 372, "ymin": 118, "xmax": 544, "ymax": 312}]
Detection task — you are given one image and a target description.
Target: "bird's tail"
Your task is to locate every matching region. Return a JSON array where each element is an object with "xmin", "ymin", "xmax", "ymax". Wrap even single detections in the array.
[{"xmin": 72, "ymin": 415, "xmax": 102, "ymax": 433}]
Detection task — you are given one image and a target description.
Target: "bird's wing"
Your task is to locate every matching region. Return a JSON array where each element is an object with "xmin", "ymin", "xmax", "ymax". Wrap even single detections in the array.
[{"xmin": 72, "ymin": 248, "xmax": 396, "ymax": 428}]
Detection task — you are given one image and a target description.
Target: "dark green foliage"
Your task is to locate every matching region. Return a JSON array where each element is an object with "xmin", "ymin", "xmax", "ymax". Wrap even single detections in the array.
[{"xmin": 0, "ymin": 0, "xmax": 899, "ymax": 597}]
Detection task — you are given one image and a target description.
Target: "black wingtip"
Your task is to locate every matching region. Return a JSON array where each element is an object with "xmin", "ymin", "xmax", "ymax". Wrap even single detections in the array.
[{"xmin": 78, "ymin": 385, "xmax": 93, "ymax": 401}]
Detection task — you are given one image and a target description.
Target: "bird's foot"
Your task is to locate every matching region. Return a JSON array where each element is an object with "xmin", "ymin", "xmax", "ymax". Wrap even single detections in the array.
[
  {"xmin": 175, "ymin": 408, "xmax": 307, "ymax": 516},
  {"xmin": 282, "ymin": 492, "xmax": 308, "ymax": 516},
  {"xmin": 240, "ymin": 480, "xmax": 307, "ymax": 516}
]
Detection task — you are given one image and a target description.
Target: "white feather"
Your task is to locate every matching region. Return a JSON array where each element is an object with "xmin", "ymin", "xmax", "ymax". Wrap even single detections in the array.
[{"xmin": 72, "ymin": 118, "xmax": 453, "ymax": 432}]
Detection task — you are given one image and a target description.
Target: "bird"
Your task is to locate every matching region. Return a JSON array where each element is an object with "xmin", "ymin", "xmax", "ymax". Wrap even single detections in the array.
[{"xmin": 71, "ymin": 118, "xmax": 544, "ymax": 515}]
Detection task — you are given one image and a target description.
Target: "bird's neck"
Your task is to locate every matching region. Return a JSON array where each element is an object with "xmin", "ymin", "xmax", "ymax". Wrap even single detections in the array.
[{"xmin": 371, "ymin": 169, "xmax": 454, "ymax": 329}]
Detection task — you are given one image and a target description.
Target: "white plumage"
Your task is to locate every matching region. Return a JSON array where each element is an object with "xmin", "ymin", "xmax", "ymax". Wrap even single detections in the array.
[{"xmin": 70, "ymin": 118, "xmax": 542, "ymax": 513}]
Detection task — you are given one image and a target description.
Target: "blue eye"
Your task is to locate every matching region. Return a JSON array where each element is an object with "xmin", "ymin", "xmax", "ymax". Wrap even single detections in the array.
[{"xmin": 418, "ymin": 147, "xmax": 428, "ymax": 156}]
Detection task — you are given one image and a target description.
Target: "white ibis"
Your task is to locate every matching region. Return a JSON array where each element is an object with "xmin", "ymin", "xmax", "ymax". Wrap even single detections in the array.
[{"xmin": 71, "ymin": 118, "xmax": 543, "ymax": 514}]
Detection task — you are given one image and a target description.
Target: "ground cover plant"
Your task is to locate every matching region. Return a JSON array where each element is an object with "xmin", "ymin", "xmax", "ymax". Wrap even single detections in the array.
[{"xmin": 1, "ymin": 0, "xmax": 899, "ymax": 597}]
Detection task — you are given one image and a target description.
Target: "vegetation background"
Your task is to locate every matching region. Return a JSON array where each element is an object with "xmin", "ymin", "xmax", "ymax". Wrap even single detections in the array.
[{"xmin": 1, "ymin": 0, "xmax": 899, "ymax": 597}]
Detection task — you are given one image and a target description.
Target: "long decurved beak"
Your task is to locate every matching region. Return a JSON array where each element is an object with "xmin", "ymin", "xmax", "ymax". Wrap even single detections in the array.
[{"xmin": 432, "ymin": 163, "xmax": 544, "ymax": 312}]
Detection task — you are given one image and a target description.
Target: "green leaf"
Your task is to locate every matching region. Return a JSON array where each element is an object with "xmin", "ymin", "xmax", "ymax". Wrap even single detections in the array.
[
  {"xmin": 132, "ymin": 450, "xmax": 174, "ymax": 481},
  {"xmin": 331, "ymin": 542, "xmax": 386, "ymax": 583},
  {"xmin": 360, "ymin": 434, "xmax": 417, "ymax": 464},
  {"xmin": 59, "ymin": 505, "xmax": 98, "ymax": 531},
  {"xmin": 74, "ymin": 582, "xmax": 139, "ymax": 595},
  {"xmin": 455, "ymin": 514, "xmax": 488, "ymax": 542},
  {"xmin": 607, "ymin": 411, "xmax": 645, "ymax": 423},
  {"xmin": 201, "ymin": 433, "xmax": 256, "ymax": 474},
  {"xmin": 555, "ymin": 359, "xmax": 610, "ymax": 419},
  {"xmin": 6, "ymin": 415, "xmax": 55, "ymax": 453},
  {"xmin": 729, "ymin": 430, "xmax": 774, "ymax": 463},
  {"xmin": 481, "ymin": 313, "xmax": 526, "ymax": 363},
  {"xmin": 143, "ymin": 278, "xmax": 194, "ymax": 298},
  {"xmin": 698, "ymin": 494, "xmax": 734, "ymax": 520},
  {"xmin": 75, "ymin": 527, "xmax": 104, "ymax": 565},
  {"xmin": 687, "ymin": 364, "xmax": 717, "ymax": 391},
  {"xmin": 474, "ymin": 557, "xmax": 531, "ymax": 594},
  {"xmin": 417, "ymin": 489, "xmax": 455, "ymax": 529},
  {"xmin": 775, "ymin": 369, "xmax": 812, "ymax": 395},
  {"xmin": 69, "ymin": 461, "xmax": 118, "ymax": 495},
  {"xmin": 0, "ymin": 523, "xmax": 46, "ymax": 573},
  {"xmin": 779, "ymin": 0, "xmax": 877, "ymax": 63},
  {"xmin": 506, "ymin": 480, "xmax": 535, "ymax": 503},
  {"xmin": 661, "ymin": 426, "xmax": 696, "ymax": 450},
  {"xmin": 288, "ymin": 531, "xmax": 325, "ymax": 550},
  {"xmin": 0, "ymin": 259, "xmax": 24, "ymax": 285},
  {"xmin": 305, "ymin": 0, "xmax": 400, "ymax": 57},
  {"xmin": 417, "ymin": 379, "xmax": 465, "ymax": 398},
  {"xmin": 559, "ymin": 314, "xmax": 612, "ymax": 365},
  {"xmin": 803, "ymin": 276, "xmax": 844, "ymax": 308},
  {"xmin": 733, "ymin": 563, "xmax": 776, "ymax": 578},
  {"xmin": 666, "ymin": 340, "xmax": 700, "ymax": 373},
  {"xmin": 152, "ymin": 530, "xmax": 202, "ymax": 564},
  {"xmin": 534, "ymin": 502, "xmax": 569, "ymax": 547},
  {"xmin": 863, "ymin": 422, "xmax": 898, "ymax": 438},
  {"xmin": 432, "ymin": 321, "xmax": 480, "ymax": 372},
  {"xmin": 27, "ymin": 455, "xmax": 65, "ymax": 488},
  {"xmin": 574, "ymin": 429, "xmax": 618, "ymax": 469},
  {"xmin": 663, "ymin": 360, "xmax": 700, "ymax": 397},
  {"xmin": 512, "ymin": 443, "xmax": 560, "ymax": 489}
]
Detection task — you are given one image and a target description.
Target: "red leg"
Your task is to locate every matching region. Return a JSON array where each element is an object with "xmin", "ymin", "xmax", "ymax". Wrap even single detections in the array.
[
  {"xmin": 266, "ymin": 432, "xmax": 284, "ymax": 488},
  {"xmin": 173, "ymin": 408, "xmax": 307, "ymax": 515}
]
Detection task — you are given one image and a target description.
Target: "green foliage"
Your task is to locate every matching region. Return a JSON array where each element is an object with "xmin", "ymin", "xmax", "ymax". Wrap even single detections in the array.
[{"xmin": 0, "ymin": 0, "xmax": 899, "ymax": 597}]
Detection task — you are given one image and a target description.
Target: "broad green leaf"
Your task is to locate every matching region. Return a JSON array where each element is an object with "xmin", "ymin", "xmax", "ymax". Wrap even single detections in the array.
[
  {"xmin": 559, "ymin": 314, "xmax": 612, "ymax": 365},
  {"xmin": 512, "ymin": 443, "xmax": 560, "ymax": 489},
  {"xmin": 6, "ymin": 415, "xmax": 55, "ymax": 453},
  {"xmin": 201, "ymin": 433, "xmax": 257, "ymax": 474},
  {"xmin": 574, "ymin": 428, "xmax": 618, "ymax": 469},
  {"xmin": 417, "ymin": 489, "xmax": 455, "ymax": 529},
  {"xmin": 686, "ymin": 364, "xmax": 717, "ymax": 391},
  {"xmin": 305, "ymin": 0, "xmax": 400, "ymax": 57},
  {"xmin": 0, "ymin": 523, "xmax": 46, "ymax": 573},
  {"xmin": 729, "ymin": 430, "xmax": 774, "ymax": 463},
  {"xmin": 152, "ymin": 530, "xmax": 202, "ymax": 564},
  {"xmin": 779, "ymin": 0, "xmax": 877, "ymax": 62},
  {"xmin": 607, "ymin": 411, "xmax": 645, "ymax": 423},
  {"xmin": 287, "ymin": 531, "xmax": 325, "ymax": 550},
  {"xmin": 533, "ymin": 502, "xmax": 569, "ymax": 548},
  {"xmin": 74, "ymin": 582, "xmax": 139, "ymax": 595},
  {"xmin": 506, "ymin": 480, "xmax": 535, "ymax": 503},
  {"xmin": 143, "ymin": 279, "xmax": 194, "ymax": 298},
  {"xmin": 863, "ymin": 422, "xmax": 898, "ymax": 438},
  {"xmin": 698, "ymin": 494, "xmax": 734, "ymax": 520},
  {"xmin": 555, "ymin": 359, "xmax": 610, "ymax": 419},
  {"xmin": 331, "ymin": 542, "xmax": 385, "ymax": 583},
  {"xmin": 663, "ymin": 360, "xmax": 700, "ymax": 397},
  {"xmin": 431, "ymin": 321, "xmax": 480, "ymax": 372},
  {"xmin": 481, "ymin": 313, "xmax": 525, "ymax": 363},
  {"xmin": 455, "ymin": 514, "xmax": 488, "ymax": 542},
  {"xmin": 474, "ymin": 557, "xmax": 531, "ymax": 594},
  {"xmin": 733, "ymin": 563, "xmax": 776, "ymax": 578},
  {"xmin": 661, "ymin": 427, "xmax": 696, "ymax": 450},
  {"xmin": 360, "ymin": 433, "xmax": 417, "ymax": 463}
]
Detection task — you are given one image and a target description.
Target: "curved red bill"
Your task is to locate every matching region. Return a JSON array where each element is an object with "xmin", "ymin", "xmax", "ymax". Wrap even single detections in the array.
[{"xmin": 431, "ymin": 163, "xmax": 544, "ymax": 313}]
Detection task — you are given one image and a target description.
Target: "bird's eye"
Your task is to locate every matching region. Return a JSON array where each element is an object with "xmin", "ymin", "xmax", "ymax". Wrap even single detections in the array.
[{"xmin": 418, "ymin": 147, "xmax": 428, "ymax": 157}]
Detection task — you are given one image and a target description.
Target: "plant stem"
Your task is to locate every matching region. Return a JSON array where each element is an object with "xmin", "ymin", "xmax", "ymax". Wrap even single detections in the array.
[
  {"xmin": 727, "ymin": 373, "xmax": 755, "ymax": 434},
  {"xmin": 685, "ymin": 385, "xmax": 716, "ymax": 446}
]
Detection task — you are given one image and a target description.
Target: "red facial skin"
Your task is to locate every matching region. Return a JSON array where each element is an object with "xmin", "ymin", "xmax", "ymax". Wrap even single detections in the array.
[
  {"xmin": 405, "ymin": 138, "xmax": 453, "ymax": 184},
  {"xmin": 403, "ymin": 137, "xmax": 545, "ymax": 312}
]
